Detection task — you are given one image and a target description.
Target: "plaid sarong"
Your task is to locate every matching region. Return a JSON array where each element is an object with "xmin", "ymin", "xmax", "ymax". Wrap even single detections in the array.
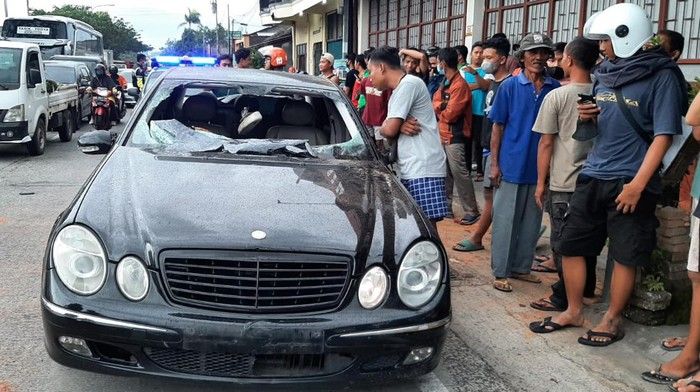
[{"xmin": 401, "ymin": 177, "xmax": 449, "ymax": 220}]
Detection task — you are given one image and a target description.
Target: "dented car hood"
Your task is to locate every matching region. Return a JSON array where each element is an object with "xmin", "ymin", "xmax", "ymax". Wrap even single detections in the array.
[{"xmin": 73, "ymin": 146, "xmax": 429, "ymax": 267}]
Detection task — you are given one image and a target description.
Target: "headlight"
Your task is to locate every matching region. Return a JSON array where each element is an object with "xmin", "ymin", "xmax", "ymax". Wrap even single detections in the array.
[
  {"xmin": 358, "ymin": 266, "xmax": 389, "ymax": 309},
  {"xmin": 116, "ymin": 256, "xmax": 149, "ymax": 301},
  {"xmin": 397, "ymin": 241, "xmax": 443, "ymax": 308},
  {"xmin": 52, "ymin": 225, "xmax": 107, "ymax": 295},
  {"xmin": 3, "ymin": 104, "xmax": 24, "ymax": 122}
]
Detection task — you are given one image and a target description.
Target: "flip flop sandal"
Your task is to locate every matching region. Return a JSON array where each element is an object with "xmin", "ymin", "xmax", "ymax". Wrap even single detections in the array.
[
  {"xmin": 453, "ymin": 239, "xmax": 485, "ymax": 252},
  {"xmin": 493, "ymin": 279, "xmax": 512, "ymax": 292},
  {"xmin": 511, "ymin": 273, "xmax": 542, "ymax": 284},
  {"xmin": 529, "ymin": 316, "xmax": 574, "ymax": 334},
  {"xmin": 530, "ymin": 298, "xmax": 565, "ymax": 312},
  {"xmin": 662, "ymin": 337, "xmax": 688, "ymax": 352},
  {"xmin": 642, "ymin": 366, "xmax": 700, "ymax": 385},
  {"xmin": 669, "ymin": 380, "xmax": 700, "ymax": 392},
  {"xmin": 578, "ymin": 329, "xmax": 625, "ymax": 347},
  {"xmin": 534, "ymin": 254, "xmax": 551, "ymax": 263},
  {"xmin": 531, "ymin": 264, "xmax": 558, "ymax": 273}
]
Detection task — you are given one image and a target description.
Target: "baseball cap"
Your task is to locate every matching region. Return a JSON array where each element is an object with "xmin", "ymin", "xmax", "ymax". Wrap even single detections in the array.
[
  {"xmin": 516, "ymin": 33, "xmax": 554, "ymax": 57},
  {"xmin": 320, "ymin": 52, "xmax": 335, "ymax": 64}
]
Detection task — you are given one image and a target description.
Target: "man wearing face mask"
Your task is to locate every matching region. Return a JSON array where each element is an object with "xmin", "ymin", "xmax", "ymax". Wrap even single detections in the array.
[
  {"xmin": 453, "ymin": 36, "xmax": 511, "ymax": 253},
  {"xmin": 488, "ymin": 33, "xmax": 560, "ymax": 293},
  {"xmin": 432, "ymin": 47, "xmax": 480, "ymax": 226},
  {"xmin": 427, "ymin": 46, "xmax": 444, "ymax": 97}
]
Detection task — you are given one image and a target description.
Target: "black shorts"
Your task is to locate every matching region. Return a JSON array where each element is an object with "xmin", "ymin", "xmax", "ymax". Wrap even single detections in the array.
[{"xmin": 555, "ymin": 175, "xmax": 659, "ymax": 267}]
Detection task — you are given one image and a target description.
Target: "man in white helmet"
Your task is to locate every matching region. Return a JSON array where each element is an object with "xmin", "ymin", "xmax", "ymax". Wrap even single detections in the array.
[{"xmin": 533, "ymin": 3, "xmax": 688, "ymax": 349}]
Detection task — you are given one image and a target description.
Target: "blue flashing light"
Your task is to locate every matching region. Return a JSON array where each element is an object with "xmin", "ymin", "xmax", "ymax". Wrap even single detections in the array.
[{"xmin": 155, "ymin": 56, "xmax": 216, "ymax": 67}]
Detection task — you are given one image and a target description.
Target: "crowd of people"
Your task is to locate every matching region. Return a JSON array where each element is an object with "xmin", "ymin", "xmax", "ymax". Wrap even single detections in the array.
[{"xmin": 339, "ymin": 4, "xmax": 700, "ymax": 390}]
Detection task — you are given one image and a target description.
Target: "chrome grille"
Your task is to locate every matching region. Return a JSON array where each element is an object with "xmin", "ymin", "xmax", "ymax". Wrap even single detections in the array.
[{"xmin": 162, "ymin": 252, "xmax": 351, "ymax": 313}]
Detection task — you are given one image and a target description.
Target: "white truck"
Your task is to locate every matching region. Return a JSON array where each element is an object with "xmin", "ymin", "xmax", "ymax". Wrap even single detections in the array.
[{"xmin": 0, "ymin": 41, "xmax": 80, "ymax": 155}]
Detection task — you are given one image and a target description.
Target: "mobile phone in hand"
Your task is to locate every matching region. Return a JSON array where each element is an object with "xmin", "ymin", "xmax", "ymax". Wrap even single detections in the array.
[{"xmin": 577, "ymin": 93, "xmax": 596, "ymax": 104}]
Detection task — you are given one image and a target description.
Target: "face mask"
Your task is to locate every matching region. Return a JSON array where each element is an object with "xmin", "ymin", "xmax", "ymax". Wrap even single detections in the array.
[
  {"xmin": 96, "ymin": 68, "xmax": 105, "ymax": 76},
  {"xmin": 481, "ymin": 60, "xmax": 498, "ymax": 74},
  {"xmin": 437, "ymin": 65, "xmax": 445, "ymax": 75}
]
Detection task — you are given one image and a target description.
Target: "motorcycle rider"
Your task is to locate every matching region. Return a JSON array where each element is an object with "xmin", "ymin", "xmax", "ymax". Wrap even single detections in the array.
[
  {"xmin": 132, "ymin": 53, "xmax": 148, "ymax": 92},
  {"xmin": 89, "ymin": 64, "xmax": 118, "ymax": 125},
  {"xmin": 109, "ymin": 65, "xmax": 127, "ymax": 118}
]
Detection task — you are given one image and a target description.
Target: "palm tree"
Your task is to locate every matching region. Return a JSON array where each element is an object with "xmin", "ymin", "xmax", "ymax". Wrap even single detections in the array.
[{"xmin": 179, "ymin": 8, "xmax": 201, "ymax": 30}]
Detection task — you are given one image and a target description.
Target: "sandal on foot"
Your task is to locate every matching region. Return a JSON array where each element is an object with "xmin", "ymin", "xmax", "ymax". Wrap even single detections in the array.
[
  {"xmin": 578, "ymin": 329, "xmax": 625, "ymax": 347},
  {"xmin": 531, "ymin": 263, "xmax": 557, "ymax": 273},
  {"xmin": 493, "ymin": 279, "xmax": 512, "ymax": 292},
  {"xmin": 669, "ymin": 380, "xmax": 700, "ymax": 392},
  {"xmin": 530, "ymin": 298, "xmax": 565, "ymax": 312},
  {"xmin": 642, "ymin": 366, "xmax": 700, "ymax": 385},
  {"xmin": 534, "ymin": 254, "xmax": 551, "ymax": 263},
  {"xmin": 453, "ymin": 239, "xmax": 485, "ymax": 252},
  {"xmin": 511, "ymin": 273, "xmax": 542, "ymax": 284},
  {"xmin": 529, "ymin": 316, "xmax": 573, "ymax": 333},
  {"xmin": 662, "ymin": 337, "xmax": 688, "ymax": 352}
]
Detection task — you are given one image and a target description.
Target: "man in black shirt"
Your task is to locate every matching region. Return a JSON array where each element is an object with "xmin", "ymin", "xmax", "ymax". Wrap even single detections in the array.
[{"xmin": 344, "ymin": 53, "xmax": 359, "ymax": 99}]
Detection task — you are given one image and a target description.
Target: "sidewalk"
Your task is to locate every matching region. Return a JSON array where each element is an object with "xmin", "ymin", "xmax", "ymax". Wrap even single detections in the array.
[{"xmin": 439, "ymin": 184, "xmax": 688, "ymax": 391}]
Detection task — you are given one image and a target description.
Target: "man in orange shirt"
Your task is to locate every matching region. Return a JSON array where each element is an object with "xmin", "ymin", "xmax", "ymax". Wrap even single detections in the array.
[{"xmin": 433, "ymin": 47, "xmax": 480, "ymax": 224}]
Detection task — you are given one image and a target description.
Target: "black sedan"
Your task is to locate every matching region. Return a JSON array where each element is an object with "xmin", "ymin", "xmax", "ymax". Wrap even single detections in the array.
[{"xmin": 42, "ymin": 68, "xmax": 450, "ymax": 386}]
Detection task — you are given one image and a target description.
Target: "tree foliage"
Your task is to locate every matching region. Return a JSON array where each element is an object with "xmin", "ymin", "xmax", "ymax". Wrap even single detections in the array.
[
  {"xmin": 29, "ymin": 5, "xmax": 151, "ymax": 58},
  {"xmin": 161, "ymin": 23, "xmax": 231, "ymax": 57}
]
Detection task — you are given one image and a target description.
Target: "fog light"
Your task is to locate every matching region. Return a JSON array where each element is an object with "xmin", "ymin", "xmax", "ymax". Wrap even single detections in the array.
[
  {"xmin": 403, "ymin": 347, "xmax": 434, "ymax": 365},
  {"xmin": 6, "ymin": 131, "xmax": 13, "ymax": 138},
  {"xmin": 58, "ymin": 336, "xmax": 93, "ymax": 357}
]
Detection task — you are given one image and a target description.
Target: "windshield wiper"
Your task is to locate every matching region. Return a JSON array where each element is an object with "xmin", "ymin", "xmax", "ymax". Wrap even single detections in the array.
[
  {"xmin": 0, "ymin": 83, "xmax": 9, "ymax": 90},
  {"xmin": 223, "ymin": 139, "xmax": 317, "ymax": 158}
]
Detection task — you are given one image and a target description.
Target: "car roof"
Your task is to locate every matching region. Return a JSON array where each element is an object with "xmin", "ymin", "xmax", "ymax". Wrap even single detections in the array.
[
  {"xmin": 44, "ymin": 60, "xmax": 84, "ymax": 69},
  {"xmin": 50, "ymin": 55, "xmax": 101, "ymax": 62},
  {"xmin": 159, "ymin": 67, "xmax": 340, "ymax": 91},
  {"xmin": 0, "ymin": 40, "xmax": 38, "ymax": 49}
]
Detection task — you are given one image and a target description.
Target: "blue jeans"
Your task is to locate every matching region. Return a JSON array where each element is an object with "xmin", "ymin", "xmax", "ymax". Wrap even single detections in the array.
[{"xmin": 491, "ymin": 181, "xmax": 543, "ymax": 278}]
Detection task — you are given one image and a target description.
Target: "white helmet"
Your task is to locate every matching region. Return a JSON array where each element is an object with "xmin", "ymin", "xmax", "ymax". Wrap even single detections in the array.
[{"xmin": 583, "ymin": 3, "xmax": 652, "ymax": 58}]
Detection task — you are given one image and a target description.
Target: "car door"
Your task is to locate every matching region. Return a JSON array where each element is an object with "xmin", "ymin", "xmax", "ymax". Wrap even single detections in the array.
[
  {"xmin": 25, "ymin": 50, "xmax": 46, "ymax": 129},
  {"xmin": 78, "ymin": 66, "xmax": 91, "ymax": 118}
]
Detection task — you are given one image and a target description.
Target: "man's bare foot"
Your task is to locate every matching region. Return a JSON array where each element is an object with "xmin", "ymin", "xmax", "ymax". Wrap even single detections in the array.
[
  {"xmin": 582, "ymin": 296, "xmax": 602, "ymax": 306},
  {"xmin": 674, "ymin": 372, "xmax": 700, "ymax": 392},
  {"xmin": 581, "ymin": 315, "xmax": 621, "ymax": 344},
  {"xmin": 549, "ymin": 310, "xmax": 584, "ymax": 329},
  {"xmin": 663, "ymin": 336, "xmax": 689, "ymax": 351},
  {"xmin": 658, "ymin": 356, "xmax": 700, "ymax": 380}
]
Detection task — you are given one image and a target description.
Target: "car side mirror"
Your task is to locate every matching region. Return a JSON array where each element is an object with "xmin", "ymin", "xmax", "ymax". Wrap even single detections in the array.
[
  {"xmin": 127, "ymin": 87, "xmax": 139, "ymax": 97},
  {"xmin": 29, "ymin": 69, "xmax": 42, "ymax": 86},
  {"xmin": 80, "ymin": 78, "xmax": 90, "ymax": 87},
  {"xmin": 78, "ymin": 130, "xmax": 113, "ymax": 154}
]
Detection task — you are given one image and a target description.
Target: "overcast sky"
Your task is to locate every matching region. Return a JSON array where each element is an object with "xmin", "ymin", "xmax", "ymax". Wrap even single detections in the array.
[{"xmin": 26, "ymin": 0, "xmax": 264, "ymax": 50}]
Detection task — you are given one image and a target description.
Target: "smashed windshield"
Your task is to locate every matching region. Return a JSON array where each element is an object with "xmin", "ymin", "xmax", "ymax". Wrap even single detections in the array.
[{"xmin": 128, "ymin": 79, "xmax": 371, "ymax": 160}]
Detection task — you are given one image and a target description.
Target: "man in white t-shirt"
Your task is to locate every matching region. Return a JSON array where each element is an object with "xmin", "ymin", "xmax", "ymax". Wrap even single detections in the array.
[{"xmin": 368, "ymin": 46, "xmax": 448, "ymax": 229}]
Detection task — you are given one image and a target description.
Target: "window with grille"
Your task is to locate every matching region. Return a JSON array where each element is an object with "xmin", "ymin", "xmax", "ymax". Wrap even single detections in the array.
[
  {"xmin": 484, "ymin": 0, "xmax": 700, "ymax": 62},
  {"xmin": 296, "ymin": 44, "xmax": 307, "ymax": 73}
]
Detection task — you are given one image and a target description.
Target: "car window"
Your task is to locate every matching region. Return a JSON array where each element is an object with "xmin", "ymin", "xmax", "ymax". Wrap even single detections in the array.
[
  {"xmin": 127, "ymin": 79, "xmax": 370, "ymax": 161},
  {"xmin": 45, "ymin": 65, "xmax": 75, "ymax": 84}
]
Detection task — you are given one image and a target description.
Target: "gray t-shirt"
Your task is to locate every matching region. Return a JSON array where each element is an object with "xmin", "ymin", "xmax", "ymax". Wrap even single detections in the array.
[
  {"xmin": 386, "ymin": 74, "xmax": 446, "ymax": 180},
  {"xmin": 533, "ymin": 83, "xmax": 594, "ymax": 192}
]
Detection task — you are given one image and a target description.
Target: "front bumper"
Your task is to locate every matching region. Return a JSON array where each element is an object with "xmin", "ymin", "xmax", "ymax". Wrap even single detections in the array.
[
  {"xmin": 0, "ymin": 121, "xmax": 29, "ymax": 143},
  {"xmin": 42, "ymin": 270, "xmax": 450, "ymax": 385}
]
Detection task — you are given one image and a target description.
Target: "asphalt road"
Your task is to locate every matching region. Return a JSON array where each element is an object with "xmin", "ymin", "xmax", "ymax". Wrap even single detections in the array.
[{"xmin": 0, "ymin": 114, "xmax": 512, "ymax": 392}]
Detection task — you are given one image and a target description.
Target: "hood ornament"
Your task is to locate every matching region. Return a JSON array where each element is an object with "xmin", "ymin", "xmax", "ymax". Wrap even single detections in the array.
[{"xmin": 251, "ymin": 230, "xmax": 267, "ymax": 240}]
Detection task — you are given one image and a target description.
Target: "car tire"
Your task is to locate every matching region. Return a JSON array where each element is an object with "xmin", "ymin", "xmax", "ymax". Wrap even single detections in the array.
[
  {"xmin": 71, "ymin": 108, "xmax": 80, "ymax": 132},
  {"xmin": 27, "ymin": 120, "xmax": 46, "ymax": 156},
  {"xmin": 58, "ymin": 111, "xmax": 73, "ymax": 142}
]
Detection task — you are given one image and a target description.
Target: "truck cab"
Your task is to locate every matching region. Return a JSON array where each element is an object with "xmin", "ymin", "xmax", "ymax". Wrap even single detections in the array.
[{"xmin": 0, "ymin": 41, "xmax": 79, "ymax": 155}]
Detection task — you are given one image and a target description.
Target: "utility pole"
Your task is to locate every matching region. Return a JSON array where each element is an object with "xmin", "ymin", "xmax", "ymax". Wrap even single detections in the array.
[
  {"xmin": 227, "ymin": 4, "xmax": 231, "ymax": 55},
  {"xmin": 211, "ymin": 0, "xmax": 219, "ymax": 56}
]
